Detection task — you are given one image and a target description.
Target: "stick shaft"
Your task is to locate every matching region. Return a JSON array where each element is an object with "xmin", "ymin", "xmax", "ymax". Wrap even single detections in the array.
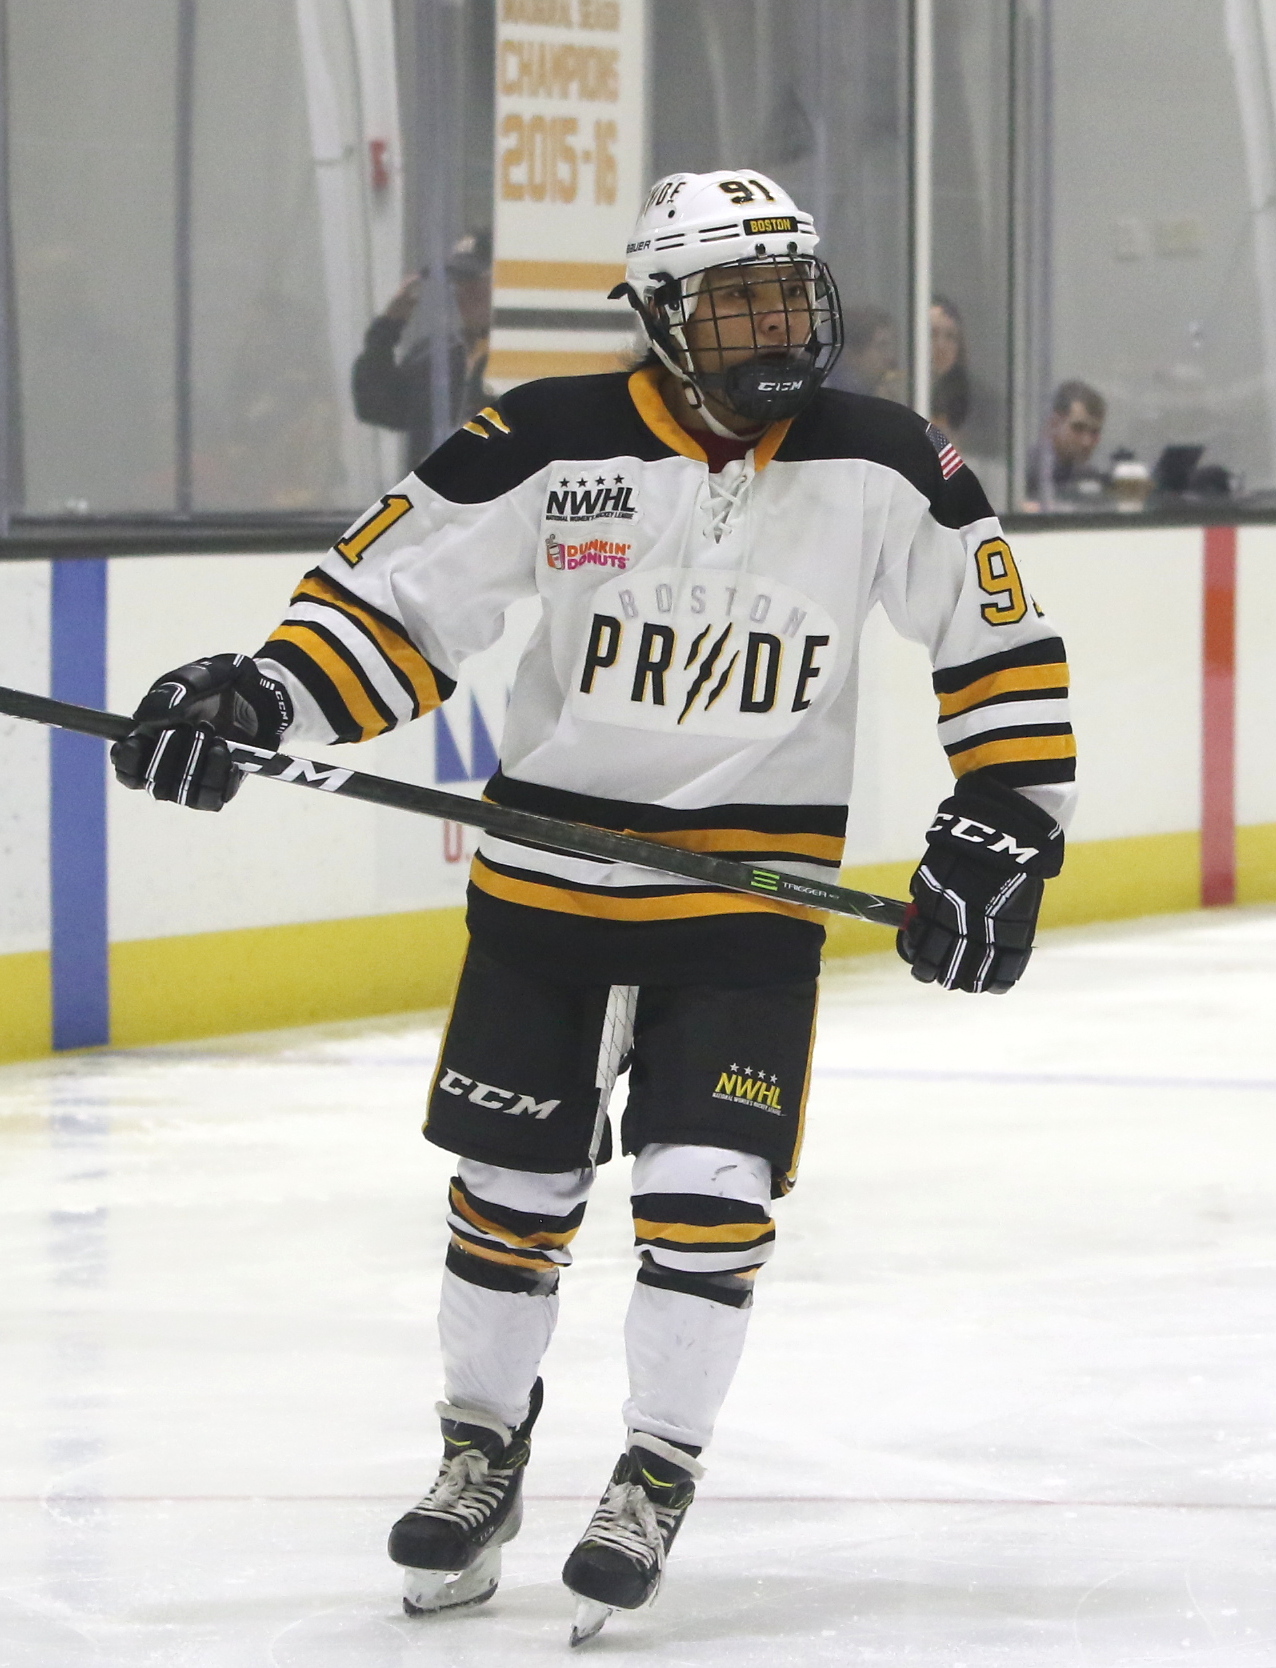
[{"xmin": 0, "ymin": 684, "xmax": 907, "ymax": 927}]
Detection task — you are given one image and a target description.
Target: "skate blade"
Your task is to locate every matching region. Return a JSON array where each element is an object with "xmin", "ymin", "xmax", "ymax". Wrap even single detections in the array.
[
  {"xmin": 569, "ymin": 1597, "xmax": 614, "ymax": 1646},
  {"xmin": 402, "ymin": 1548, "xmax": 500, "ymax": 1615}
]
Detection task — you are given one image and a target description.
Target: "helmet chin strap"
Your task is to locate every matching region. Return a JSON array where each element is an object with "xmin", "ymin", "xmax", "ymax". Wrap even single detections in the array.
[
  {"xmin": 694, "ymin": 398, "xmax": 754, "ymax": 440},
  {"xmin": 647, "ymin": 337, "xmax": 763, "ymax": 440}
]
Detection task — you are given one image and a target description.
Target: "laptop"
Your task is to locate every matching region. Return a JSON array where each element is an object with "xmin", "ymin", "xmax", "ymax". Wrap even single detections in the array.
[{"xmin": 1153, "ymin": 445, "xmax": 1205, "ymax": 493}]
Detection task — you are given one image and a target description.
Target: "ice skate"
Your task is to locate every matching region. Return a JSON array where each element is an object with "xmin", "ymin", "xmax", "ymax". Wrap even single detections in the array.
[
  {"xmin": 389, "ymin": 1378, "xmax": 542, "ymax": 1615},
  {"xmin": 562, "ymin": 1434, "xmax": 702, "ymax": 1645}
]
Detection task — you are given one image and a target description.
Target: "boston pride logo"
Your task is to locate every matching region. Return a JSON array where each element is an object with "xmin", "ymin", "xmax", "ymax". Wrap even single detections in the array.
[
  {"xmin": 571, "ymin": 566, "xmax": 840, "ymax": 741},
  {"xmin": 545, "ymin": 470, "xmax": 639, "ymax": 524}
]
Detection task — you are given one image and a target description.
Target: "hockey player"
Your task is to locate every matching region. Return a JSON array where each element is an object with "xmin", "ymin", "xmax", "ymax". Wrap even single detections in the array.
[{"xmin": 111, "ymin": 170, "xmax": 1074, "ymax": 1644}]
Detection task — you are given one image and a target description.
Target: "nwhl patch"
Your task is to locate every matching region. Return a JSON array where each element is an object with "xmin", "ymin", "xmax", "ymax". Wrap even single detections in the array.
[{"xmin": 544, "ymin": 469, "xmax": 640, "ymax": 524}]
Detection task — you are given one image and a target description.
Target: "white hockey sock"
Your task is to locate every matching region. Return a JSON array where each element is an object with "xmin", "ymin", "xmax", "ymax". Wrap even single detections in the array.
[
  {"xmin": 622, "ymin": 1143, "xmax": 774, "ymax": 1452},
  {"xmin": 438, "ymin": 1268, "xmax": 557, "ymax": 1430},
  {"xmin": 622, "ymin": 1277, "xmax": 753, "ymax": 1452},
  {"xmin": 438, "ymin": 1157, "xmax": 594, "ymax": 1429}
]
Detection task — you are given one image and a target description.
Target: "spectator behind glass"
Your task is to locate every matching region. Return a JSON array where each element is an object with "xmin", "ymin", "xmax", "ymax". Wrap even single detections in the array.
[
  {"xmin": 1024, "ymin": 380, "xmax": 1107, "ymax": 509},
  {"xmin": 840, "ymin": 305, "xmax": 906, "ymax": 403},
  {"xmin": 352, "ymin": 228, "xmax": 492, "ymax": 465},
  {"xmin": 929, "ymin": 295, "xmax": 971, "ymax": 434},
  {"xmin": 929, "ymin": 294, "xmax": 1005, "ymax": 502}
]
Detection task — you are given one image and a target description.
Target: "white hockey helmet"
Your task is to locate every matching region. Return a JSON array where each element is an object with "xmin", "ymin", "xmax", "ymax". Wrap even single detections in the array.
[{"xmin": 611, "ymin": 169, "xmax": 843, "ymax": 427}]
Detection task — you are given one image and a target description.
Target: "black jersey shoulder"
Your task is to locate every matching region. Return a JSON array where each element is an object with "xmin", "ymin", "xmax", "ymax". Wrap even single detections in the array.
[
  {"xmin": 776, "ymin": 388, "xmax": 995, "ymax": 530},
  {"xmin": 414, "ymin": 372, "xmax": 677, "ymax": 505}
]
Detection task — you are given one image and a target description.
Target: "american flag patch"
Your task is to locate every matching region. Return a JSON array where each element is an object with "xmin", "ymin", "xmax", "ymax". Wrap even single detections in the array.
[{"xmin": 926, "ymin": 423, "xmax": 964, "ymax": 480}]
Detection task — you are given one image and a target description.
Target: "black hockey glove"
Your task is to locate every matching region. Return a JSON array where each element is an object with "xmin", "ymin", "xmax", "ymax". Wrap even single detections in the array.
[
  {"xmin": 897, "ymin": 774, "xmax": 1064, "ymax": 994},
  {"xmin": 110, "ymin": 653, "xmax": 292, "ymax": 811}
]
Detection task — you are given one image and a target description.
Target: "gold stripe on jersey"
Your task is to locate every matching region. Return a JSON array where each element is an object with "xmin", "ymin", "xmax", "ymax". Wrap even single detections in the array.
[
  {"xmin": 449, "ymin": 1183, "xmax": 581, "ymax": 1252},
  {"xmin": 635, "ymin": 826, "xmax": 845, "ymax": 864},
  {"xmin": 778, "ymin": 983, "xmax": 819, "ymax": 1196},
  {"xmin": 290, "ymin": 574, "xmax": 448, "ymax": 715},
  {"xmin": 937, "ymin": 660, "xmax": 1069, "ymax": 718},
  {"xmin": 632, "ymin": 1218, "xmax": 776, "ymax": 1247},
  {"xmin": 264, "ymin": 622, "xmax": 391, "ymax": 740},
  {"xmin": 481, "ymin": 783, "xmax": 845, "ymax": 865},
  {"xmin": 628, "ymin": 368, "xmax": 707, "ymax": 461},
  {"xmin": 752, "ymin": 416, "xmax": 793, "ymax": 471},
  {"xmin": 948, "ymin": 733, "xmax": 1077, "ymax": 776},
  {"xmin": 447, "ymin": 1231, "xmax": 560, "ymax": 1275},
  {"xmin": 461, "ymin": 406, "xmax": 512, "ymax": 439},
  {"xmin": 425, "ymin": 958, "xmax": 467, "ymax": 1112},
  {"xmin": 470, "ymin": 855, "xmax": 822, "ymax": 923}
]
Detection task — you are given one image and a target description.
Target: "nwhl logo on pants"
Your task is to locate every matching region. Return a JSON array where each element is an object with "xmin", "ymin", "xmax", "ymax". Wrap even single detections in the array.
[
  {"xmin": 570, "ymin": 568, "xmax": 839, "ymax": 738},
  {"xmin": 713, "ymin": 1065, "xmax": 784, "ymax": 1113}
]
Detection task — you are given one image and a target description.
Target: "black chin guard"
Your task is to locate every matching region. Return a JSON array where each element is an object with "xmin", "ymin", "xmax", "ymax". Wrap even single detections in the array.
[{"xmin": 697, "ymin": 352, "xmax": 824, "ymax": 423}]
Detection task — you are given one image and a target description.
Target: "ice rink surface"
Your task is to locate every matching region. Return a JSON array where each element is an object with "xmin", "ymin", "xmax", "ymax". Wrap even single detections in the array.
[{"xmin": 2, "ymin": 909, "xmax": 1274, "ymax": 1667}]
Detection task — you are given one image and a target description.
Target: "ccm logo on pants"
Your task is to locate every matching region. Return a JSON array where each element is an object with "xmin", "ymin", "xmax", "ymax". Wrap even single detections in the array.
[{"xmin": 437, "ymin": 1069, "xmax": 561, "ymax": 1119}]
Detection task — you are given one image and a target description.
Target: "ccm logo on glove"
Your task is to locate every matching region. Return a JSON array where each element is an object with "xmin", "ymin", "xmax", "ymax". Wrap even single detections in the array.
[
  {"xmin": 898, "ymin": 774, "xmax": 1063, "ymax": 994},
  {"xmin": 926, "ymin": 812, "xmax": 1042, "ymax": 866},
  {"xmin": 111, "ymin": 653, "xmax": 292, "ymax": 813}
]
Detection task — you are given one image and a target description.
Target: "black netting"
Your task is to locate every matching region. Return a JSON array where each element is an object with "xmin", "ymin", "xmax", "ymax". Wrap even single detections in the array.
[{"xmin": 643, "ymin": 256, "xmax": 843, "ymax": 423}]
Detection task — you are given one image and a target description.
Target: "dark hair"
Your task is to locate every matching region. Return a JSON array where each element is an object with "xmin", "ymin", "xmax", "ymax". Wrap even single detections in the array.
[
  {"xmin": 930, "ymin": 294, "xmax": 969, "ymax": 431},
  {"xmin": 1052, "ymin": 379, "xmax": 1106, "ymax": 422}
]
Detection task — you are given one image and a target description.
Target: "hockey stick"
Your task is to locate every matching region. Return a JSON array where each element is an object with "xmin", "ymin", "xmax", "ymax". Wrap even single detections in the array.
[{"xmin": 0, "ymin": 684, "xmax": 907, "ymax": 928}]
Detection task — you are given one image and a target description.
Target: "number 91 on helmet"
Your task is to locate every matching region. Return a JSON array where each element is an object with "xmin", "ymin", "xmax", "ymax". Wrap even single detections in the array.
[{"xmin": 610, "ymin": 169, "xmax": 844, "ymax": 433}]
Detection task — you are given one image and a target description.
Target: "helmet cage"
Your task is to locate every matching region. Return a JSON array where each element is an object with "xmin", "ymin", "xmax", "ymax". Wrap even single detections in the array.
[{"xmin": 629, "ymin": 253, "xmax": 843, "ymax": 425}]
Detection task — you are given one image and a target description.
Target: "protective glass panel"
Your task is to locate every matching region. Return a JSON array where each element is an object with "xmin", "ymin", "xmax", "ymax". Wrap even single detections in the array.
[
  {"xmin": 650, "ymin": 0, "xmax": 911, "ymax": 405},
  {"xmin": 1023, "ymin": 0, "xmax": 1275, "ymax": 513},
  {"xmin": 5, "ymin": 0, "xmax": 409, "ymax": 520},
  {"xmin": 931, "ymin": 0, "xmax": 1011, "ymax": 508},
  {"xmin": 191, "ymin": 0, "xmax": 402, "ymax": 511},
  {"xmin": 8, "ymin": 0, "xmax": 178, "ymax": 515},
  {"xmin": 374, "ymin": 0, "xmax": 495, "ymax": 462}
]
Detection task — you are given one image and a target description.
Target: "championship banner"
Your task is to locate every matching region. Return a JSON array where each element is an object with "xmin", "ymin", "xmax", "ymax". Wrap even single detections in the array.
[{"xmin": 489, "ymin": 0, "xmax": 648, "ymax": 392}]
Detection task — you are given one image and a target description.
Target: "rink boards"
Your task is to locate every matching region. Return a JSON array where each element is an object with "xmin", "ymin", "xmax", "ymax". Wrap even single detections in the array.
[{"xmin": 1, "ymin": 521, "xmax": 1274, "ymax": 1059}]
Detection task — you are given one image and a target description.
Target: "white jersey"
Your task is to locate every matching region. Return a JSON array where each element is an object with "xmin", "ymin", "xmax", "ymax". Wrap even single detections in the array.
[{"xmin": 256, "ymin": 367, "xmax": 1075, "ymax": 985}]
